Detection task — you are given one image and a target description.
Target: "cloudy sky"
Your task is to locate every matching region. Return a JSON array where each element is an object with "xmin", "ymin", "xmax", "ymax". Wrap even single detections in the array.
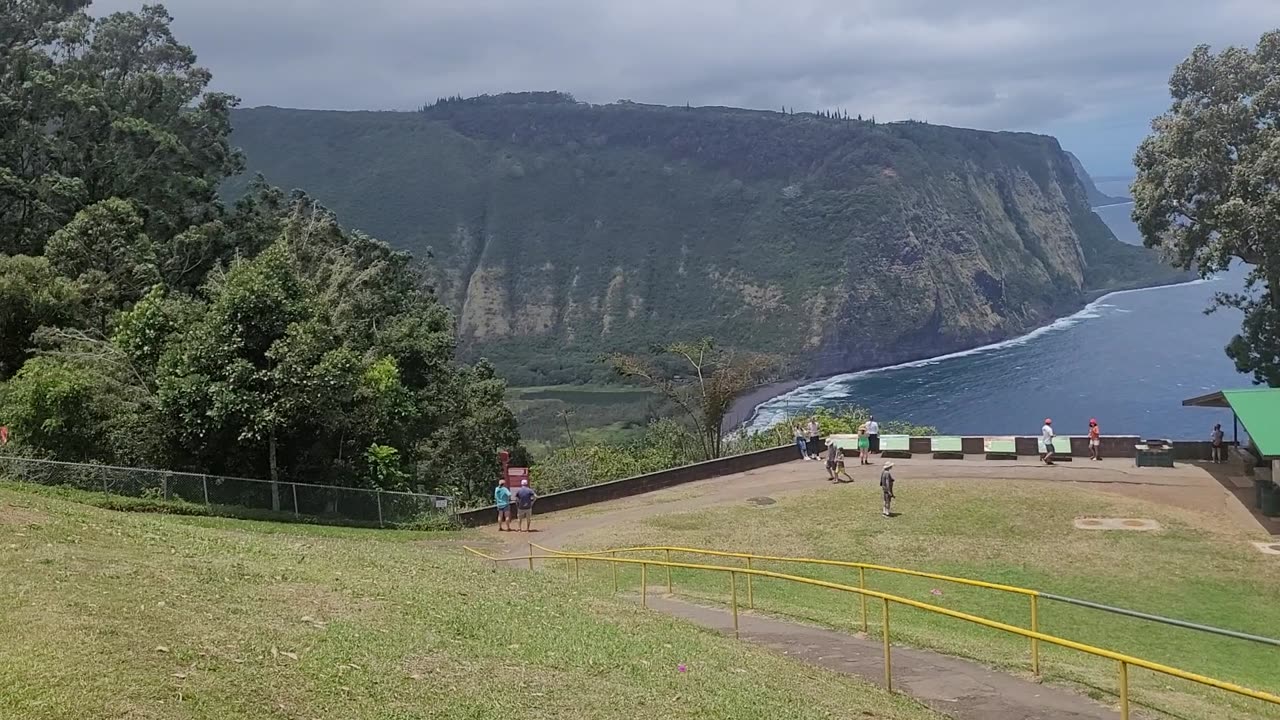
[{"xmin": 95, "ymin": 0, "xmax": 1280, "ymax": 176}]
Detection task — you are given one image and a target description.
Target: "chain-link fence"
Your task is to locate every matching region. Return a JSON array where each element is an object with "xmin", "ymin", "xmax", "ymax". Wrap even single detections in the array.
[{"xmin": 0, "ymin": 455, "xmax": 454, "ymax": 528}]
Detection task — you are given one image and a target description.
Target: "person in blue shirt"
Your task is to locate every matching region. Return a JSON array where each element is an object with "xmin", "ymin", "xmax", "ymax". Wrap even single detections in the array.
[{"xmin": 494, "ymin": 478, "xmax": 512, "ymax": 531}]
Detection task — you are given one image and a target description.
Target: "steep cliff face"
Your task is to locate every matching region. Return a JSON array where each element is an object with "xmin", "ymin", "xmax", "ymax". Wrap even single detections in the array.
[{"xmin": 228, "ymin": 96, "xmax": 1182, "ymax": 383}]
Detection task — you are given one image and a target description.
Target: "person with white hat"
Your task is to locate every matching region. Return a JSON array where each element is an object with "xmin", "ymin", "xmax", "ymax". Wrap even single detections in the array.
[
  {"xmin": 1041, "ymin": 418, "xmax": 1056, "ymax": 465},
  {"xmin": 880, "ymin": 462, "xmax": 896, "ymax": 517},
  {"xmin": 514, "ymin": 477, "xmax": 538, "ymax": 532}
]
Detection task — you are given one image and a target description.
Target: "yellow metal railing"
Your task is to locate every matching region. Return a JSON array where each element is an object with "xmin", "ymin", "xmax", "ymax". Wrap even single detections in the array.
[{"xmin": 463, "ymin": 543, "xmax": 1280, "ymax": 720}]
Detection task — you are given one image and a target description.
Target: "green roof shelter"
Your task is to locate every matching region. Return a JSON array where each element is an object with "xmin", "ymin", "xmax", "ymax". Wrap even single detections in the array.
[{"xmin": 1182, "ymin": 388, "xmax": 1280, "ymax": 457}]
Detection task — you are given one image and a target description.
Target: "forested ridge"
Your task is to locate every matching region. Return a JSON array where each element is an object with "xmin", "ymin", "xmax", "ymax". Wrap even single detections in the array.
[{"xmin": 230, "ymin": 94, "xmax": 1187, "ymax": 386}]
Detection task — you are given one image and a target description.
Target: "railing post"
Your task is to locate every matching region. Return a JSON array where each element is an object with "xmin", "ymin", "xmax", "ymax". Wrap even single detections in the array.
[
  {"xmin": 574, "ymin": 556, "xmax": 580, "ymax": 582},
  {"xmin": 1030, "ymin": 595, "xmax": 1041, "ymax": 677},
  {"xmin": 731, "ymin": 571, "xmax": 740, "ymax": 639},
  {"xmin": 202, "ymin": 475, "xmax": 209, "ymax": 505},
  {"xmin": 376, "ymin": 490, "xmax": 384, "ymax": 527},
  {"xmin": 665, "ymin": 549, "xmax": 672, "ymax": 594},
  {"xmin": 746, "ymin": 556, "xmax": 754, "ymax": 609},
  {"xmin": 859, "ymin": 567, "xmax": 869, "ymax": 633},
  {"xmin": 641, "ymin": 564, "xmax": 648, "ymax": 607},
  {"xmin": 291, "ymin": 483, "xmax": 299, "ymax": 518},
  {"xmin": 528, "ymin": 543, "xmax": 534, "ymax": 571},
  {"xmin": 882, "ymin": 597, "xmax": 892, "ymax": 692},
  {"xmin": 1118, "ymin": 661, "xmax": 1129, "ymax": 720},
  {"xmin": 611, "ymin": 551, "xmax": 618, "ymax": 593}
]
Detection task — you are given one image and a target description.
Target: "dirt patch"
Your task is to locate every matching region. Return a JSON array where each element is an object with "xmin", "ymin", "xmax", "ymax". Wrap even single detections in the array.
[{"xmin": 0, "ymin": 504, "xmax": 49, "ymax": 526}]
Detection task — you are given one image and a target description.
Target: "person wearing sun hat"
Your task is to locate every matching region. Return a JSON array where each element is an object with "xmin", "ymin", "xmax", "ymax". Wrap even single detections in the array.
[
  {"xmin": 879, "ymin": 461, "xmax": 896, "ymax": 517},
  {"xmin": 1041, "ymin": 418, "xmax": 1056, "ymax": 465}
]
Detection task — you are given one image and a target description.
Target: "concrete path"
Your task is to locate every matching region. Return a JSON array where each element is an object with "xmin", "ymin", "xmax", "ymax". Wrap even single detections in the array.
[{"xmin": 645, "ymin": 593, "xmax": 1122, "ymax": 720}]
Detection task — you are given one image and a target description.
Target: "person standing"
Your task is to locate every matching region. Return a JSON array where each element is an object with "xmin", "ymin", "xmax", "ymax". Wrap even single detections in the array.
[
  {"xmin": 880, "ymin": 462, "xmax": 896, "ymax": 517},
  {"xmin": 1088, "ymin": 419, "xmax": 1101, "ymax": 461},
  {"xmin": 1041, "ymin": 418, "xmax": 1056, "ymax": 465},
  {"xmin": 806, "ymin": 417, "xmax": 821, "ymax": 460},
  {"xmin": 514, "ymin": 478, "xmax": 538, "ymax": 532},
  {"xmin": 866, "ymin": 415, "xmax": 880, "ymax": 454},
  {"xmin": 857, "ymin": 423, "xmax": 871, "ymax": 465},
  {"xmin": 794, "ymin": 424, "xmax": 809, "ymax": 460},
  {"xmin": 494, "ymin": 478, "xmax": 512, "ymax": 531},
  {"xmin": 824, "ymin": 440, "xmax": 839, "ymax": 481},
  {"xmin": 1212, "ymin": 423, "xmax": 1226, "ymax": 463}
]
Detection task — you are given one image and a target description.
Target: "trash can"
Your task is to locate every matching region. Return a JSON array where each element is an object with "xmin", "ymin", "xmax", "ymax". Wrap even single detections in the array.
[{"xmin": 1261, "ymin": 481, "xmax": 1280, "ymax": 518}]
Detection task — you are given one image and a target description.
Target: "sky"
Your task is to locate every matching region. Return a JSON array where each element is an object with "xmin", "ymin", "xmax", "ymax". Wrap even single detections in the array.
[{"xmin": 93, "ymin": 0, "xmax": 1280, "ymax": 177}]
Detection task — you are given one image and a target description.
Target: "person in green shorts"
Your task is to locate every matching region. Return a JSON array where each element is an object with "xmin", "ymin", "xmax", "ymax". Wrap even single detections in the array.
[{"xmin": 857, "ymin": 424, "xmax": 871, "ymax": 465}]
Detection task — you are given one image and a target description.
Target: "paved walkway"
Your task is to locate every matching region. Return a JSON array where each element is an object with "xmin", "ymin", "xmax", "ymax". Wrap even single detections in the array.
[{"xmin": 645, "ymin": 593, "xmax": 1120, "ymax": 720}]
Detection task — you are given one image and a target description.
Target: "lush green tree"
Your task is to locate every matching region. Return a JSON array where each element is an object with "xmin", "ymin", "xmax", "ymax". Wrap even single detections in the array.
[
  {"xmin": 0, "ymin": 357, "xmax": 114, "ymax": 461},
  {"xmin": 45, "ymin": 198, "xmax": 160, "ymax": 328},
  {"xmin": 0, "ymin": 255, "xmax": 81, "ymax": 379},
  {"xmin": 1133, "ymin": 30, "xmax": 1280, "ymax": 385},
  {"xmin": 609, "ymin": 339, "xmax": 775, "ymax": 459},
  {"xmin": 1, "ymin": 3, "xmax": 241, "ymax": 255}
]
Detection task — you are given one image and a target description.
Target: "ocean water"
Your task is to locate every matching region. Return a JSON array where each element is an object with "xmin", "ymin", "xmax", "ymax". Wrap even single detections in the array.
[{"xmin": 749, "ymin": 208, "xmax": 1250, "ymax": 440}]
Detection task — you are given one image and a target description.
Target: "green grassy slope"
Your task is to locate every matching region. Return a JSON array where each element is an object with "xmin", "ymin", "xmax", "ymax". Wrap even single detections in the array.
[
  {"xmin": 563, "ymin": 479, "xmax": 1280, "ymax": 720},
  {"xmin": 0, "ymin": 483, "xmax": 939, "ymax": 720}
]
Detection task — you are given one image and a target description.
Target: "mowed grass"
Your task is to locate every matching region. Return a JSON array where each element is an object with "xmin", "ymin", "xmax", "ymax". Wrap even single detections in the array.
[
  {"xmin": 561, "ymin": 478, "xmax": 1280, "ymax": 720},
  {"xmin": 0, "ymin": 484, "xmax": 941, "ymax": 720}
]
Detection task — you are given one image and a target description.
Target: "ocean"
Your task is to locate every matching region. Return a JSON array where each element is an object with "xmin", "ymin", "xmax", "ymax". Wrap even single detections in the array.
[{"xmin": 748, "ymin": 205, "xmax": 1249, "ymax": 440}]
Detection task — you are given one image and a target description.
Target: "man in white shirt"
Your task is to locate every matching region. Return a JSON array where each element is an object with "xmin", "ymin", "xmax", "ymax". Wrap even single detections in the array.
[
  {"xmin": 1041, "ymin": 418, "xmax": 1055, "ymax": 465},
  {"xmin": 866, "ymin": 416, "xmax": 880, "ymax": 454}
]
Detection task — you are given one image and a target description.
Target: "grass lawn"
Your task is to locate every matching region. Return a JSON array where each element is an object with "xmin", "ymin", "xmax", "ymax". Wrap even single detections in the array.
[
  {"xmin": 0, "ymin": 483, "xmax": 940, "ymax": 720},
  {"xmin": 559, "ymin": 478, "xmax": 1280, "ymax": 720}
]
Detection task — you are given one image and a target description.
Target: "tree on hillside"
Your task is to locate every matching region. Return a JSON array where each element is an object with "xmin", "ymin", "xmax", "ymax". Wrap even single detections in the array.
[
  {"xmin": 0, "ymin": 3, "xmax": 525, "ymax": 507},
  {"xmin": 608, "ymin": 339, "xmax": 774, "ymax": 460},
  {"xmin": 0, "ymin": 2, "xmax": 241, "ymax": 256},
  {"xmin": 1133, "ymin": 30, "xmax": 1280, "ymax": 386}
]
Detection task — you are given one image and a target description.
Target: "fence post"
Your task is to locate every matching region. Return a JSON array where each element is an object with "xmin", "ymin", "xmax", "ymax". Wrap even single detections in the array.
[
  {"xmin": 882, "ymin": 597, "xmax": 892, "ymax": 692},
  {"xmin": 376, "ymin": 490, "xmax": 384, "ymax": 528},
  {"xmin": 1030, "ymin": 595, "xmax": 1041, "ymax": 677},
  {"xmin": 202, "ymin": 475, "xmax": 209, "ymax": 505},
  {"xmin": 859, "ymin": 567, "xmax": 869, "ymax": 633},
  {"xmin": 611, "ymin": 551, "xmax": 617, "ymax": 594},
  {"xmin": 746, "ymin": 556, "xmax": 754, "ymax": 609},
  {"xmin": 574, "ymin": 556, "xmax": 580, "ymax": 582},
  {"xmin": 641, "ymin": 564, "xmax": 648, "ymax": 607},
  {"xmin": 292, "ymin": 483, "xmax": 299, "ymax": 518},
  {"xmin": 731, "ymin": 571, "xmax": 739, "ymax": 639},
  {"xmin": 528, "ymin": 543, "xmax": 534, "ymax": 571},
  {"xmin": 1118, "ymin": 661, "xmax": 1129, "ymax": 720},
  {"xmin": 101, "ymin": 470, "xmax": 109, "ymax": 496},
  {"xmin": 665, "ymin": 549, "xmax": 672, "ymax": 594},
  {"xmin": 162, "ymin": 474, "xmax": 170, "ymax": 501}
]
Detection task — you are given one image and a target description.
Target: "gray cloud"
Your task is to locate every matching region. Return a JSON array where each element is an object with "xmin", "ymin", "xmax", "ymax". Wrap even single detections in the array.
[{"xmin": 91, "ymin": 0, "xmax": 1280, "ymax": 148}]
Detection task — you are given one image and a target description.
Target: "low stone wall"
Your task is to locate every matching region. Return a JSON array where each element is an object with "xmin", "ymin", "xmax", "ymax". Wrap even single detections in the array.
[
  {"xmin": 457, "ymin": 435, "xmax": 1215, "ymax": 526},
  {"xmin": 456, "ymin": 443, "xmax": 802, "ymax": 527}
]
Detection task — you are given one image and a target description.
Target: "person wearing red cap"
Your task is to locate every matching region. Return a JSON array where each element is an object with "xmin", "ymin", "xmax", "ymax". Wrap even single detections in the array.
[
  {"xmin": 1041, "ymin": 418, "xmax": 1056, "ymax": 465},
  {"xmin": 1088, "ymin": 418, "xmax": 1101, "ymax": 461}
]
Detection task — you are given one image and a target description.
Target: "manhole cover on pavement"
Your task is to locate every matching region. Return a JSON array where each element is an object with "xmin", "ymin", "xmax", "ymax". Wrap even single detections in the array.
[
  {"xmin": 1253, "ymin": 542, "xmax": 1280, "ymax": 556},
  {"xmin": 746, "ymin": 496, "xmax": 777, "ymax": 507},
  {"xmin": 1073, "ymin": 518, "xmax": 1161, "ymax": 531}
]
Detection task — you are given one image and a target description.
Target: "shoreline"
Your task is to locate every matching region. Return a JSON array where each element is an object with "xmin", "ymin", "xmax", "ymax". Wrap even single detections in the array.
[{"xmin": 731, "ymin": 274, "xmax": 1213, "ymax": 431}]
